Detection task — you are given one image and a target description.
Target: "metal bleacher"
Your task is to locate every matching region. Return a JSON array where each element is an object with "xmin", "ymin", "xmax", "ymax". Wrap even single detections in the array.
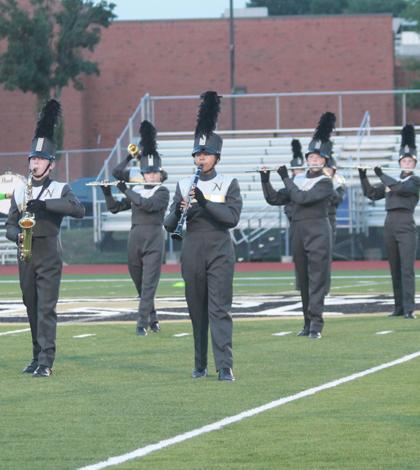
[
  {"xmin": 93, "ymin": 130, "xmax": 408, "ymax": 248},
  {"xmin": 0, "ymin": 225, "xmax": 17, "ymax": 264}
]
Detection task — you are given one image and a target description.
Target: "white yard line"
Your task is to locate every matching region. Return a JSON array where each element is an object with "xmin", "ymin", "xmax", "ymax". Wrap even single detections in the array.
[
  {"xmin": 78, "ymin": 351, "xmax": 420, "ymax": 470},
  {"xmin": 0, "ymin": 328, "xmax": 30, "ymax": 336}
]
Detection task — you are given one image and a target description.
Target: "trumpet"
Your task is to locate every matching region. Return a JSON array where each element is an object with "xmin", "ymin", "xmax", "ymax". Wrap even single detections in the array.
[
  {"xmin": 86, "ymin": 180, "xmax": 161, "ymax": 187},
  {"xmin": 18, "ymin": 171, "xmax": 36, "ymax": 262},
  {"xmin": 171, "ymin": 165, "xmax": 203, "ymax": 241},
  {"xmin": 127, "ymin": 143, "xmax": 140, "ymax": 158}
]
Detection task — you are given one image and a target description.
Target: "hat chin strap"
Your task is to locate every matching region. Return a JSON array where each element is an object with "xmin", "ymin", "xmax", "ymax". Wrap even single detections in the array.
[{"xmin": 33, "ymin": 161, "xmax": 51, "ymax": 179}]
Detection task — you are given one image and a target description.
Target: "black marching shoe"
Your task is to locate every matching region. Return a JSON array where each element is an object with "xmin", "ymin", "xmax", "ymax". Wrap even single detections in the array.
[
  {"xmin": 404, "ymin": 312, "xmax": 416, "ymax": 319},
  {"xmin": 297, "ymin": 329, "xmax": 309, "ymax": 337},
  {"xmin": 32, "ymin": 365, "xmax": 52, "ymax": 378},
  {"xmin": 150, "ymin": 322, "xmax": 160, "ymax": 333},
  {"xmin": 136, "ymin": 326, "xmax": 148, "ymax": 336},
  {"xmin": 388, "ymin": 311, "xmax": 404, "ymax": 317},
  {"xmin": 192, "ymin": 368, "xmax": 208, "ymax": 379},
  {"xmin": 22, "ymin": 360, "xmax": 38, "ymax": 374},
  {"xmin": 308, "ymin": 332, "xmax": 322, "ymax": 340},
  {"xmin": 218, "ymin": 368, "xmax": 235, "ymax": 381}
]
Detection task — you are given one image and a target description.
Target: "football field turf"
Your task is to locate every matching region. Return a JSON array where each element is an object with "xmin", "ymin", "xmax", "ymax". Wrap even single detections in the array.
[{"xmin": 1, "ymin": 268, "xmax": 420, "ymax": 469}]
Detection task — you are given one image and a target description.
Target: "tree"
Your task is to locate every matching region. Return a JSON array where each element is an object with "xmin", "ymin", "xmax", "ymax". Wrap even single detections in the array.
[
  {"xmin": 0, "ymin": 0, "xmax": 115, "ymax": 110},
  {"xmin": 246, "ymin": 0, "xmax": 408, "ymax": 16}
]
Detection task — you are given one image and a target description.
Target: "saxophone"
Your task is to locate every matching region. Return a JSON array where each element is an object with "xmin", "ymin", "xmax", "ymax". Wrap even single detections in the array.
[{"xmin": 18, "ymin": 171, "xmax": 36, "ymax": 262}]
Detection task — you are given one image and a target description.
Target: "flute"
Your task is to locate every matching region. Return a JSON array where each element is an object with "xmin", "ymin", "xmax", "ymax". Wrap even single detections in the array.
[
  {"xmin": 86, "ymin": 180, "xmax": 161, "ymax": 187},
  {"xmin": 245, "ymin": 165, "xmax": 324, "ymax": 173}
]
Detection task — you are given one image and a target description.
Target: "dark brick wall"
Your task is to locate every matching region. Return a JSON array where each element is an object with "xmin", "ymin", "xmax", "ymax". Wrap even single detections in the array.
[{"xmin": 0, "ymin": 14, "xmax": 394, "ymax": 178}]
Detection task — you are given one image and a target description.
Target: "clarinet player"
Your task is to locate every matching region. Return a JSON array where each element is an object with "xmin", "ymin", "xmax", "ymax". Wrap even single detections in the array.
[{"xmin": 164, "ymin": 91, "xmax": 242, "ymax": 381}]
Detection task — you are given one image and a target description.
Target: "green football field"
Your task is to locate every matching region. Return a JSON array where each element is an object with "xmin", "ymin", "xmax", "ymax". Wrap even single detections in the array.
[
  {"xmin": 1, "ymin": 268, "xmax": 420, "ymax": 469},
  {"xmin": 0, "ymin": 269, "xmax": 418, "ymax": 299}
]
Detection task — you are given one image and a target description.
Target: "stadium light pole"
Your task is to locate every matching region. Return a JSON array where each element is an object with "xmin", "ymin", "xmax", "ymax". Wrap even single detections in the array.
[{"xmin": 229, "ymin": 0, "xmax": 236, "ymax": 130}]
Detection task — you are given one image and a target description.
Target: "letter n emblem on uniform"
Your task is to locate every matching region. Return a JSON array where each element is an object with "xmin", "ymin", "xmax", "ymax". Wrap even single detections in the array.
[{"xmin": 213, "ymin": 182, "xmax": 222, "ymax": 191}]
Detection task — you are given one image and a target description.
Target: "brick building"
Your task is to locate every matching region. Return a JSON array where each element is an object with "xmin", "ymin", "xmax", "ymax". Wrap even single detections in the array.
[{"xmin": 0, "ymin": 14, "xmax": 395, "ymax": 178}]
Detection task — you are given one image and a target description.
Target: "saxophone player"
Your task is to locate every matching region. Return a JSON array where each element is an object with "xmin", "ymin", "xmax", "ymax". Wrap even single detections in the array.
[
  {"xmin": 164, "ymin": 91, "xmax": 242, "ymax": 381},
  {"xmin": 6, "ymin": 100, "xmax": 85, "ymax": 378}
]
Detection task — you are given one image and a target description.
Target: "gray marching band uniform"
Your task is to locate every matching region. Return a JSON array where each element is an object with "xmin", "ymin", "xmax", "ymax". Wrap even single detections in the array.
[
  {"xmin": 6, "ymin": 177, "xmax": 85, "ymax": 369},
  {"xmin": 283, "ymin": 171, "xmax": 334, "ymax": 335},
  {"xmin": 164, "ymin": 169, "xmax": 242, "ymax": 372},
  {"xmin": 360, "ymin": 170, "xmax": 420, "ymax": 316},
  {"xmin": 109, "ymin": 158, "xmax": 169, "ymax": 329}
]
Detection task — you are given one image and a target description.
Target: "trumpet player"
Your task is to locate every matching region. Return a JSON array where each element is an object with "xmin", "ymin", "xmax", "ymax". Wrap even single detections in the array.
[
  {"xmin": 101, "ymin": 121, "xmax": 169, "ymax": 335},
  {"xmin": 359, "ymin": 124, "xmax": 420, "ymax": 319},
  {"xmin": 277, "ymin": 112, "xmax": 335, "ymax": 339},
  {"xmin": 6, "ymin": 100, "xmax": 85, "ymax": 377},
  {"xmin": 164, "ymin": 91, "xmax": 242, "ymax": 381}
]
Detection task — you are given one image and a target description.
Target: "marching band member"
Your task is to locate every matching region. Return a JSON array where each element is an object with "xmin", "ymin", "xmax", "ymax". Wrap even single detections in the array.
[
  {"xmin": 359, "ymin": 124, "xmax": 420, "ymax": 319},
  {"xmin": 164, "ymin": 91, "xmax": 242, "ymax": 381},
  {"xmin": 277, "ymin": 112, "xmax": 335, "ymax": 339},
  {"xmin": 101, "ymin": 121, "xmax": 169, "ymax": 335},
  {"xmin": 6, "ymin": 100, "xmax": 85, "ymax": 377}
]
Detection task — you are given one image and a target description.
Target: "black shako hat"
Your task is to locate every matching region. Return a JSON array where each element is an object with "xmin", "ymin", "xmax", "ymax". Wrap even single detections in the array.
[
  {"xmin": 29, "ymin": 99, "xmax": 61, "ymax": 161},
  {"xmin": 290, "ymin": 139, "xmax": 304, "ymax": 168},
  {"xmin": 306, "ymin": 112, "xmax": 336, "ymax": 160},
  {"xmin": 192, "ymin": 91, "xmax": 222, "ymax": 157},
  {"xmin": 139, "ymin": 120, "xmax": 163, "ymax": 173},
  {"xmin": 399, "ymin": 124, "xmax": 417, "ymax": 161}
]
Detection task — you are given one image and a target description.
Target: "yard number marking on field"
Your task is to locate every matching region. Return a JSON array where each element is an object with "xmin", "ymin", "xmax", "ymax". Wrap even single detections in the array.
[{"xmin": 78, "ymin": 350, "xmax": 420, "ymax": 470}]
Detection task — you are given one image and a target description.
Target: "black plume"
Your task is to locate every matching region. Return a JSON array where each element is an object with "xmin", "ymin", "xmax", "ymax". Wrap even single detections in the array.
[
  {"xmin": 291, "ymin": 139, "xmax": 303, "ymax": 158},
  {"xmin": 195, "ymin": 91, "xmax": 221, "ymax": 138},
  {"xmin": 139, "ymin": 120, "xmax": 158, "ymax": 156},
  {"xmin": 34, "ymin": 99, "xmax": 61, "ymax": 140},
  {"xmin": 401, "ymin": 124, "xmax": 416, "ymax": 149},
  {"xmin": 313, "ymin": 112, "xmax": 336, "ymax": 142}
]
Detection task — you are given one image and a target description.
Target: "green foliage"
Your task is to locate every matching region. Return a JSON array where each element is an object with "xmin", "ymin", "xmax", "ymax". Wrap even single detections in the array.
[
  {"xmin": 0, "ymin": 0, "xmax": 115, "ymax": 102},
  {"xmin": 246, "ymin": 0, "xmax": 409, "ymax": 16},
  {"xmin": 403, "ymin": 0, "xmax": 420, "ymax": 29},
  {"xmin": 0, "ymin": 0, "xmax": 53, "ymax": 100}
]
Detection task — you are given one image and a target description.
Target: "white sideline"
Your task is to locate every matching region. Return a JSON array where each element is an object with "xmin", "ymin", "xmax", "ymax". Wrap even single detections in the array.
[
  {"xmin": 0, "ymin": 328, "xmax": 30, "ymax": 336},
  {"xmin": 78, "ymin": 350, "xmax": 420, "ymax": 470}
]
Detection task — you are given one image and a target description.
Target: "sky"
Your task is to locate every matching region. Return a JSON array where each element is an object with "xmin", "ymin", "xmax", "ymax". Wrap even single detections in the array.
[{"xmin": 112, "ymin": 0, "xmax": 249, "ymax": 21}]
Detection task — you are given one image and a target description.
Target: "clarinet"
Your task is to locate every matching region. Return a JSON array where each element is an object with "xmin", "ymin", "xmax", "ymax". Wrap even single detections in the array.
[{"xmin": 171, "ymin": 165, "xmax": 203, "ymax": 240}]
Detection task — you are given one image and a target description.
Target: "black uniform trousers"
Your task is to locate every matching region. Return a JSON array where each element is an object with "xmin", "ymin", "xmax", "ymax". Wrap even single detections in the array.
[
  {"xmin": 293, "ymin": 217, "xmax": 332, "ymax": 334},
  {"xmin": 127, "ymin": 225, "xmax": 163, "ymax": 328},
  {"xmin": 19, "ymin": 236, "xmax": 62, "ymax": 368},
  {"xmin": 181, "ymin": 230, "xmax": 234, "ymax": 371},
  {"xmin": 384, "ymin": 210, "xmax": 417, "ymax": 315}
]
